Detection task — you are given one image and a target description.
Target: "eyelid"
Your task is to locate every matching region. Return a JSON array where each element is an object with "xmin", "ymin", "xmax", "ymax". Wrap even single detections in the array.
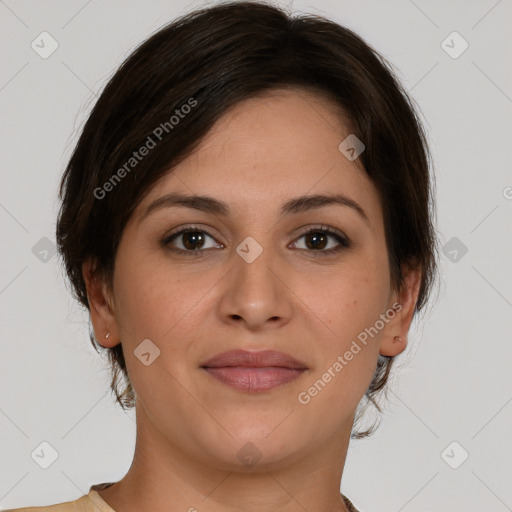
[
  {"xmin": 163, "ymin": 223, "xmax": 223, "ymax": 240},
  {"xmin": 294, "ymin": 224, "xmax": 348, "ymax": 243}
]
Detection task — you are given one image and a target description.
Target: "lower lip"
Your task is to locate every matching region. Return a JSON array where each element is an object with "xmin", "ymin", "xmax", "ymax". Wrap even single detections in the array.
[{"xmin": 203, "ymin": 367, "xmax": 306, "ymax": 392}]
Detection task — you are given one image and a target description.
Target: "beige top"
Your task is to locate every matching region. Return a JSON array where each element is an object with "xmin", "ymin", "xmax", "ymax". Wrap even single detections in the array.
[
  {"xmin": 5, "ymin": 487, "xmax": 360, "ymax": 512},
  {"xmin": 3, "ymin": 489, "xmax": 115, "ymax": 512}
]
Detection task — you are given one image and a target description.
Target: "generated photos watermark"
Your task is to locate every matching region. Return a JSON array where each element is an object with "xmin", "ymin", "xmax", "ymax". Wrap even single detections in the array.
[
  {"xmin": 297, "ymin": 301, "xmax": 402, "ymax": 405},
  {"xmin": 93, "ymin": 97, "xmax": 198, "ymax": 200}
]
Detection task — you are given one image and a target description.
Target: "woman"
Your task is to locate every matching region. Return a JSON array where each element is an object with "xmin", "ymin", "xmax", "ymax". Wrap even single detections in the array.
[{"xmin": 8, "ymin": 1, "xmax": 437, "ymax": 510}]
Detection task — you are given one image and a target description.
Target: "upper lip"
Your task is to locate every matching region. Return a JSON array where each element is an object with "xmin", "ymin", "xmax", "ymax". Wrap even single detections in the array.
[{"xmin": 200, "ymin": 350, "xmax": 308, "ymax": 369}]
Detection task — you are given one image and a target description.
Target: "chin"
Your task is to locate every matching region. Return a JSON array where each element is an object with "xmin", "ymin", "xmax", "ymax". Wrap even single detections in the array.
[{"xmin": 197, "ymin": 421, "xmax": 307, "ymax": 472}]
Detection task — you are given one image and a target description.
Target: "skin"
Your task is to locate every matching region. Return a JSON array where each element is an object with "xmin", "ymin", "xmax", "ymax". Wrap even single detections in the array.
[{"xmin": 83, "ymin": 88, "xmax": 421, "ymax": 512}]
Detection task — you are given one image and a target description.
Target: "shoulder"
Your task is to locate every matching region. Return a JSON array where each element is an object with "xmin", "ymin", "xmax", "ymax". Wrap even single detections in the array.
[
  {"xmin": 4, "ymin": 495, "xmax": 88, "ymax": 512},
  {"xmin": 4, "ymin": 489, "xmax": 115, "ymax": 512}
]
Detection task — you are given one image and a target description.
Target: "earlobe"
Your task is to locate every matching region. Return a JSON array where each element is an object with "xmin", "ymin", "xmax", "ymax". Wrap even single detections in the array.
[
  {"xmin": 379, "ymin": 334, "xmax": 407, "ymax": 357},
  {"xmin": 82, "ymin": 260, "xmax": 119, "ymax": 348},
  {"xmin": 379, "ymin": 265, "xmax": 422, "ymax": 357}
]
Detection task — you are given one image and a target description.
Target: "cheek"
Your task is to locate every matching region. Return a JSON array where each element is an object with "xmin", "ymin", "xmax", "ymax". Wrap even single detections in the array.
[
  {"xmin": 308, "ymin": 254, "xmax": 390, "ymax": 340},
  {"xmin": 112, "ymin": 252, "xmax": 225, "ymax": 358},
  {"xmin": 297, "ymin": 292, "xmax": 386, "ymax": 419},
  {"xmin": 113, "ymin": 263, "xmax": 167, "ymax": 339},
  {"xmin": 300, "ymin": 253, "xmax": 390, "ymax": 389},
  {"xmin": 111, "ymin": 258, "xmax": 198, "ymax": 400}
]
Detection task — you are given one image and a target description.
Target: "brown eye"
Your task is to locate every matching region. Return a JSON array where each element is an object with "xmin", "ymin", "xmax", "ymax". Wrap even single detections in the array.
[
  {"xmin": 292, "ymin": 226, "xmax": 350, "ymax": 254},
  {"xmin": 163, "ymin": 227, "xmax": 222, "ymax": 254},
  {"xmin": 180, "ymin": 231, "xmax": 206, "ymax": 250},
  {"xmin": 304, "ymin": 231, "xmax": 329, "ymax": 250}
]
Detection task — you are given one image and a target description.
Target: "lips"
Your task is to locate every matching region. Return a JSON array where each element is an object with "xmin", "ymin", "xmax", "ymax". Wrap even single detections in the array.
[
  {"xmin": 200, "ymin": 350, "xmax": 308, "ymax": 392},
  {"xmin": 201, "ymin": 349, "xmax": 307, "ymax": 369}
]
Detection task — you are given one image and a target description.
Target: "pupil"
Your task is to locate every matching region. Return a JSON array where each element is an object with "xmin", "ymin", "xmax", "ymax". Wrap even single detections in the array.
[
  {"xmin": 306, "ymin": 232, "xmax": 327, "ymax": 250},
  {"xmin": 183, "ymin": 231, "xmax": 204, "ymax": 250}
]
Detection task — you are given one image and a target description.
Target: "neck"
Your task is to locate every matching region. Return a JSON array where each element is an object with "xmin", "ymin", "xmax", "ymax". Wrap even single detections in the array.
[{"xmin": 98, "ymin": 404, "xmax": 354, "ymax": 512}]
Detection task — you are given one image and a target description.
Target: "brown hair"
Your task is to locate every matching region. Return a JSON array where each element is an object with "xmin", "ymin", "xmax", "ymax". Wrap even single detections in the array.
[{"xmin": 56, "ymin": 0, "xmax": 438, "ymax": 438}]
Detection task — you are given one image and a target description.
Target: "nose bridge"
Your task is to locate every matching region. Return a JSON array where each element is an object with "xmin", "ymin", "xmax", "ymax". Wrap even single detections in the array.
[
  {"xmin": 234, "ymin": 233, "xmax": 278, "ymax": 298},
  {"xmin": 219, "ymin": 232, "xmax": 291, "ymax": 327}
]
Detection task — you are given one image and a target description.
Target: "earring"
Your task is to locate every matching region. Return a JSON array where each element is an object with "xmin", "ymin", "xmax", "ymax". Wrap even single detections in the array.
[
  {"xmin": 105, "ymin": 332, "xmax": 110, "ymax": 339},
  {"xmin": 394, "ymin": 336, "xmax": 402, "ymax": 342}
]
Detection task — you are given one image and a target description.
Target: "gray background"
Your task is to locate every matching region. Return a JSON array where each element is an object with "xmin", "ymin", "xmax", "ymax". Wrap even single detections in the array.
[{"xmin": 1, "ymin": 0, "xmax": 511, "ymax": 510}]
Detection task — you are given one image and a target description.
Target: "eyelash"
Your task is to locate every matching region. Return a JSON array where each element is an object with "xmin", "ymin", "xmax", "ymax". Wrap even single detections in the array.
[{"xmin": 161, "ymin": 224, "xmax": 350, "ymax": 257}]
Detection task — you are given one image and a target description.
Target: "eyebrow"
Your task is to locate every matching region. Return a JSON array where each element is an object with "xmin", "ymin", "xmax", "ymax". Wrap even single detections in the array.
[{"xmin": 140, "ymin": 192, "xmax": 370, "ymax": 224}]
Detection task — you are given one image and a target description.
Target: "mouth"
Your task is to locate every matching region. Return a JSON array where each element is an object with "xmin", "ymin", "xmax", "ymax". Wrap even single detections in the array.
[{"xmin": 200, "ymin": 349, "xmax": 308, "ymax": 392}]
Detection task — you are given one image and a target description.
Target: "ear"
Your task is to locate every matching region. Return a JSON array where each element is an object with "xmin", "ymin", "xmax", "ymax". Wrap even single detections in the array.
[
  {"xmin": 379, "ymin": 264, "xmax": 422, "ymax": 357},
  {"xmin": 82, "ymin": 259, "xmax": 120, "ymax": 348}
]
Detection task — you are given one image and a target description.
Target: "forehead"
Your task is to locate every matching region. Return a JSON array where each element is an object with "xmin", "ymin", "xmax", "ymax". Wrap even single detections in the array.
[{"xmin": 136, "ymin": 88, "xmax": 382, "ymax": 226}]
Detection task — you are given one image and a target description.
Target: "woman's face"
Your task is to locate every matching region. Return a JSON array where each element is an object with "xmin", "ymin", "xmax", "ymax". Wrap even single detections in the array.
[{"xmin": 87, "ymin": 88, "xmax": 416, "ymax": 471}]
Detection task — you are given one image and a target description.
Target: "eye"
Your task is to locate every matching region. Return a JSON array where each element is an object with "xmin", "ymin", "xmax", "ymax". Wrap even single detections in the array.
[
  {"xmin": 290, "ymin": 225, "xmax": 350, "ymax": 254},
  {"xmin": 161, "ymin": 224, "xmax": 350, "ymax": 256},
  {"xmin": 162, "ymin": 225, "xmax": 223, "ymax": 255}
]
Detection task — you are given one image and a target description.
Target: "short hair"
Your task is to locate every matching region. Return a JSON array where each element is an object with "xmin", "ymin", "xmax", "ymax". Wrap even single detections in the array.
[{"xmin": 56, "ymin": 0, "xmax": 438, "ymax": 438}]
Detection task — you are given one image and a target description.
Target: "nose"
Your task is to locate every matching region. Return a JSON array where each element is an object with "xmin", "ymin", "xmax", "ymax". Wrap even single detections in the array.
[{"xmin": 216, "ymin": 240, "xmax": 293, "ymax": 331}]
